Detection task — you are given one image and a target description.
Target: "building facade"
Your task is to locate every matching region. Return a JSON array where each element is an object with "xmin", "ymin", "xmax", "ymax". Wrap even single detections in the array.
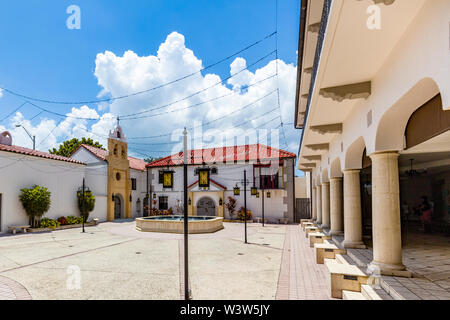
[
  {"xmin": 295, "ymin": 0, "xmax": 450, "ymax": 276},
  {"xmin": 70, "ymin": 125, "xmax": 147, "ymax": 221},
  {"xmin": 146, "ymin": 144, "xmax": 297, "ymax": 223},
  {"xmin": 0, "ymin": 133, "xmax": 87, "ymax": 233}
]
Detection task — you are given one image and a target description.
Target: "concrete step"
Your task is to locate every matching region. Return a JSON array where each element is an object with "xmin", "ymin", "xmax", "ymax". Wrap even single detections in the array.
[
  {"xmin": 314, "ymin": 243, "xmax": 347, "ymax": 264},
  {"xmin": 343, "ymin": 290, "xmax": 367, "ymax": 300},
  {"xmin": 380, "ymin": 277, "xmax": 420, "ymax": 300},
  {"xmin": 325, "ymin": 259, "xmax": 369, "ymax": 299},
  {"xmin": 335, "ymin": 254, "xmax": 350, "ymax": 265},
  {"xmin": 361, "ymin": 284, "xmax": 383, "ymax": 300}
]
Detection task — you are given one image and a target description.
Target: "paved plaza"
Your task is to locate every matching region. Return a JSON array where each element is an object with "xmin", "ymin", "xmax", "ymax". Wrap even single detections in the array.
[{"xmin": 0, "ymin": 221, "xmax": 332, "ymax": 300}]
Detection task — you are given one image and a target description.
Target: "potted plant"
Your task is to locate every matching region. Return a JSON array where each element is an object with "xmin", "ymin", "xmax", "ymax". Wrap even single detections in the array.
[
  {"xmin": 225, "ymin": 197, "xmax": 237, "ymax": 220},
  {"xmin": 77, "ymin": 189, "xmax": 96, "ymax": 222},
  {"xmin": 19, "ymin": 185, "xmax": 51, "ymax": 228},
  {"xmin": 237, "ymin": 207, "xmax": 253, "ymax": 222}
]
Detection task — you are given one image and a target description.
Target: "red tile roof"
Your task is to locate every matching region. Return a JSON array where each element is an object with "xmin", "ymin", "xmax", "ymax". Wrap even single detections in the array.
[
  {"xmin": 0, "ymin": 144, "xmax": 85, "ymax": 165},
  {"xmin": 187, "ymin": 178, "xmax": 227, "ymax": 190},
  {"xmin": 75, "ymin": 144, "xmax": 147, "ymax": 171},
  {"xmin": 146, "ymin": 144, "xmax": 296, "ymax": 168}
]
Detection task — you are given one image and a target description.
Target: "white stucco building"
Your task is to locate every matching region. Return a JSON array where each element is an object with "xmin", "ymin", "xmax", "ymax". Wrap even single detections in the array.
[
  {"xmin": 146, "ymin": 144, "xmax": 297, "ymax": 223},
  {"xmin": 0, "ymin": 124, "xmax": 148, "ymax": 234},
  {"xmin": 0, "ymin": 132, "xmax": 87, "ymax": 233}
]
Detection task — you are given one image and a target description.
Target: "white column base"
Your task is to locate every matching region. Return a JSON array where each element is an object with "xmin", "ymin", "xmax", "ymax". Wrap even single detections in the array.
[{"xmin": 342, "ymin": 240, "xmax": 366, "ymax": 249}]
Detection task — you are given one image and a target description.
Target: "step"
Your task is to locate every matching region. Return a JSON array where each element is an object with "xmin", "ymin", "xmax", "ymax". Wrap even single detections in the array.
[
  {"xmin": 314, "ymin": 243, "xmax": 347, "ymax": 264},
  {"xmin": 309, "ymin": 232, "xmax": 331, "ymax": 248},
  {"xmin": 335, "ymin": 254, "xmax": 350, "ymax": 265},
  {"xmin": 302, "ymin": 222, "xmax": 314, "ymax": 231},
  {"xmin": 361, "ymin": 284, "xmax": 382, "ymax": 300},
  {"xmin": 379, "ymin": 277, "xmax": 420, "ymax": 300},
  {"xmin": 343, "ymin": 290, "xmax": 367, "ymax": 300},
  {"xmin": 305, "ymin": 226, "xmax": 320, "ymax": 237},
  {"xmin": 325, "ymin": 259, "xmax": 369, "ymax": 299}
]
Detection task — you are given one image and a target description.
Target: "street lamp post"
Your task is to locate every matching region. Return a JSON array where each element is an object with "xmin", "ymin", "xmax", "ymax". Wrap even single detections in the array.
[
  {"xmin": 244, "ymin": 170, "xmax": 248, "ymax": 244},
  {"xmin": 82, "ymin": 178, "xmax": 85, "ymax": 233},
  {"xmin": 15, "ymin": 124, "xmax": 35, "ymax": 150},
  {"xmin": 183, "ymin": 127, "xmax": 190, "ymax": 300}
]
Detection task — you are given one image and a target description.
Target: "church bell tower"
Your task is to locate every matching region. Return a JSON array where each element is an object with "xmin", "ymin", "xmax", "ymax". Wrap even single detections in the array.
[{"xmin": 105, "ymin": 118, "xmax": 132, "ymax": 221}]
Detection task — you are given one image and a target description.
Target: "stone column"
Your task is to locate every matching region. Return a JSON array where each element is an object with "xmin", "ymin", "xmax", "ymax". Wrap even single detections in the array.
[
  {"xmin": 321, "ymin": 182, "xmax": 330, "ymax": 229},
  {"xmin": 342, "ymin": 169, "xmax": 364, "ymax": 248},
  {"xmin": 316, "ymin": 184, "xmax": 322, "ymax": 224},
  {"xmin": 312, "ymin": 186, "xmax": 317, "ymax": 220},
  {"xmin": 330, "ymin": 177, "xmax": 343, "ymax": 235},
  {"xmin": 368, "ymin": 151, "xmax": 405, "ymax": 275}
]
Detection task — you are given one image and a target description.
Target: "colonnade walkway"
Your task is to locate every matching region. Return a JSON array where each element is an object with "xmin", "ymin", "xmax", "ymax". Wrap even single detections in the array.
[{"xmin": 299, "ymin": 219, "xmax": 450, "ymax": 300}]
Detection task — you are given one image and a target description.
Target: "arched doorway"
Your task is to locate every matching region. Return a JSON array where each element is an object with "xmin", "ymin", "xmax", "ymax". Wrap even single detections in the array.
[
  {"xmin": 197, "ymin": 197, "xmax": 216, "ymax": 216},
  {"xmin": 114, "ymin": 194, "xmax": 123, "ymax": 219}
]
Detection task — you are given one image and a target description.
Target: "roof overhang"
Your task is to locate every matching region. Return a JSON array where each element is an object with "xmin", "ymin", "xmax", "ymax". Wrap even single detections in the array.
[{"xmin": 295, "ymin": 0, "xmax": 427, "ymax": 171}]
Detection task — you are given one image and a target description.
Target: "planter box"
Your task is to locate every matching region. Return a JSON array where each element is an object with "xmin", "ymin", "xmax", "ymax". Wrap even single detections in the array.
[
  {"xmin": 223, "ymin": 219, "xmax": 253, "ymax": 223},
  {"xmin": 27, "ymin": 219, "xmax": 98, "ymax": 233}
]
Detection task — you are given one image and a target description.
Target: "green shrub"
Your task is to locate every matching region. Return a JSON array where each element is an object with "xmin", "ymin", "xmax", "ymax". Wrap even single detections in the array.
[
  {"xmin": 19, "ymin": 185, "xmax": 51, "ymax": 228},
  {"xmin": 237, "ymin": 207, "xmax": 253, "ymax": 221},
  {"xmin": 77, "ymin": 190, "xmax": 96, "ymax": 220},
  {"xmin": 39, "ymin": 218, "xmax": 60, "ymax": 229},
  {"xmin": 66, "ymin": 216, "xmax": 83, "ymax": 225}
]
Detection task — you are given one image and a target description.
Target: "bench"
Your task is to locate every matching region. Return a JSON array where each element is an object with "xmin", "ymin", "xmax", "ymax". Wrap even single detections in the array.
[
  {"xmin": 325, "ymin": 259, "xmax": 369, "ymax": 299},
  {"xmin": 314, "ymin": 242, "xmax": 346, "ymax": 264},
  {"xmin": 309, "ymin": 232, "xmax": 331, "ymax": 248},
  {"xmin": 8, "ymin": 225, "xmax": 30, "ymax": 234},
  {"xmin": 277, "ymin": 218, "xmax": 289, "ymax": 224},
  {"xmin": 305, "ymin": 226, "xmax": 319, "ymax": 237},
  {"xmin": 301, "ymin": 222, "xmax": 314, "ymax": 230}
]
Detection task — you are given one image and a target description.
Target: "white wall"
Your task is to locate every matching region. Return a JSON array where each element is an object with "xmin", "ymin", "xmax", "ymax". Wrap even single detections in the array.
[
  {"xmin": 70, "ymin": 147, "xmax": 108, "ymax": 222},
  {"xmin": 0, "ymin": 151, "xmax": 87, "ymax": 233},
  {"xmin": 130, "ymin": 169, "xmax": 147, "ymax": 218}
]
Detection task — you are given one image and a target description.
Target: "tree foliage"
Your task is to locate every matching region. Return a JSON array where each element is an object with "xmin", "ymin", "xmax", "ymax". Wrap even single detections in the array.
[
  {"xmin": 19, "ymin": 185, "xmax": 51, "ymax": 228},
  {"xmin": 144, "ymin": 156, "xmax": 163, "ymax": 163},
  {"xmin": 49, "ymin": 137, "xmax": 104, "ymax": 158}
]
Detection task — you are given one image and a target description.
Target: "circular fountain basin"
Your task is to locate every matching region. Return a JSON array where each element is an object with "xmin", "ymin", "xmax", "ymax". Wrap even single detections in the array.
[{"xmin": 135, "ymin": 215, "xmax": 224, "ymax": 234}]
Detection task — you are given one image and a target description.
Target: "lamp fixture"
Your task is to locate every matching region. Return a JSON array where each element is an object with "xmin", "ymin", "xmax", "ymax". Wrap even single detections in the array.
[{"xmin": 405, "ymin": 159, "xmax": 427, "ymax": 178}]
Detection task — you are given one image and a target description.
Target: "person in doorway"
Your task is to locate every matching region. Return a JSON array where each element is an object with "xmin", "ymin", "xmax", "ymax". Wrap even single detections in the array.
[
  {"xmin": 401, "ymin": 201, "xmax": 410, "ymax": 223},
  {"xmin": 419, "ymin": 196, "xmax": 433, "ymax": 233}
]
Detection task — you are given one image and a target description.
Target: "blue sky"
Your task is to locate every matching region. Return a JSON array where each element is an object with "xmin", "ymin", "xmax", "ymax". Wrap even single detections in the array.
[{"xmin": 0, "ymin": 0, "xmax": 303, "ymax": 175}]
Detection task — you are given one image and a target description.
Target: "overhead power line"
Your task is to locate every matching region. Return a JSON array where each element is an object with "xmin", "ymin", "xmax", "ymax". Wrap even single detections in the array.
[
  {"xmin": 18, "ymin": 50, "xmax": 276, "ymax": 122},
  {"xmin": 0, "ymin": 32, "xmax": 276, "ymax": 105}
]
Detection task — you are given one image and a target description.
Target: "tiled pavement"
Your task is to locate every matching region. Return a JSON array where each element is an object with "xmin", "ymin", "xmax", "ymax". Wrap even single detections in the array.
[
  {"xmin": 276, "ymin": 225, "xmax": 331, "ymax": 300},
  {"xmin": 0, "ymin": 275, "xmax": 32, "ymax": 300},
  {"xmin": 344, "ymin": 229, "xmax": 450, "ymax": 300}
]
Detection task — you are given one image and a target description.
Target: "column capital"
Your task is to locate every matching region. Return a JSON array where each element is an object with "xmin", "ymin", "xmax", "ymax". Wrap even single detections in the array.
[
  {"xmin": 342, "ymin": 169, "xmax": 361, "ymax": 174},
  {"xmin": 330, "ymin": 177, "xmax": 343, "ymax": 181},
  {"xmin": 369, "ymin": 150, "xmax": 400, "ymax": 159},
  {"xmin": 321, "ymin": 182, "xmax": 330, "ymax": 186}
]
